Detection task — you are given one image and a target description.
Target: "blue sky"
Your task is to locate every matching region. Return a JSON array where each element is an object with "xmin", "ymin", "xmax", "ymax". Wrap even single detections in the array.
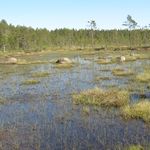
[{"xmin": 0, "ymin": 0, "xmax": 150, "ymax": 30}]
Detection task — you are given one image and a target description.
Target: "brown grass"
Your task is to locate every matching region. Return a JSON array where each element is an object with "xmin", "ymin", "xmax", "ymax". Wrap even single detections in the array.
[
  {"xmin": 112, "ymin": 68, "xmax": 134, "ymax": 76},
  {"xmin": 121, "ymin": 101, "xmax": 150, "ymax": 123},
  {"xmin": 21, "ymin": 79, "xmax": 40, "ymax": 85},
  {"xmin": 73, "ymin": 87, "xmax": 129, "ymax": 107},
  {"xmin": 31, "ymin": 72, "xmax": 50, "ymax": 78},
  {"xmin": 136, "ymin": 70, "xmax": 150, "ymax": 82}
]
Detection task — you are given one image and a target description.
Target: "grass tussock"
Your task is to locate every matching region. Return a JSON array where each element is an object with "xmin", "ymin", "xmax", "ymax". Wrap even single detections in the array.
[
  {"xmin": 22, "ymin": 79, "xmax": 40, "ymax": 85},
  {"xmin": 136, "ymin": 70, "xmax": 150, "ymax": 82},
  {"xmin": 121, "ymin": 101, "xmax": 150, "ymax": 123},
  {"xmin": 112, "ymin": 68, "xmax": 134, "ymax": 76},
  {"xmin": 82, "ymin": 106, "xmax": 90, "ymax": 115},
  {"xmin": 73, "ymin": 87, "xmax": 129, "ymax": 107},
  {"xmin": 97, "ymin": 59, "xmax": 112, "ymax": 64},
  {"xmin": 31, "ymin": 72, "xmax": 50, "ymax": 78}
]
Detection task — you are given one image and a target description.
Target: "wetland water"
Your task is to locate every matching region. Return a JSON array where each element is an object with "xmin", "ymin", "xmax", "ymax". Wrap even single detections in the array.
[{"xmin": 0, "ymin": 50, "xmax": 150, "ymax": 150}]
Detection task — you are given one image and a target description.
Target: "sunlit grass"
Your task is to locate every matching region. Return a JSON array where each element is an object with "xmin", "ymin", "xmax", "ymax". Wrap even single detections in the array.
[
  {"xmin": 16, "ymin": 59, "xmax": 28, "ymax": 65},
  {"xmin": 21, "ymin": 79, "xmax": 40, "ymax": 85},
  {"xmin": 124, "ymin": 145, "xmax": 144, "ymax": 150},
  {"xmin": 135, "ymin": 53, "xmax": 150, "ymax": 60},
  {"xmin": 73, "ymin": 87, "xmax": 129, "ymax": 107},
  {"xmin": 124, "ymin": 53, "xmax": 150, "ymax": 62},
  {"xmin": 31, "ymin": 72, "xmax": 50, "ymax": 78},
  {"xmin": 125, "ymin": 55, "xmax": 137, "ymax": 62},
  {"xmin": 97, "ymin": 59, "xmax": 112, "ymax": 64},
  {"xmin": 121, "ymin": 101, "xmax": 150, "ymax": 123},
  {"xmin": 82, "ymin": 106, "xmax": 90, "ymax": 115},
  {"xmin": 0, "ymin": 58, "xmax": 50, "ymax": 65},
  {"xmin": 29, "ymin": 60, "xmax": 50, "ymax": 64},
  {"xmin": 136, "ymin": 70, "xmax": 150, "ymax": 82},
  {"xmin": 112, "ymin": 68, "xmax": 134, "ymax": 76},
  {"xmin": 17, "ymin": 59, "xmax": 50, "ymax": 65}
]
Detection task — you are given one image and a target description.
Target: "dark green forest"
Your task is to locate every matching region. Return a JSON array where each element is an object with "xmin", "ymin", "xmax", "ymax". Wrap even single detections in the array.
[{"xmin": 0, "ymin": 19, "xmax": 150, "ymax": 52}]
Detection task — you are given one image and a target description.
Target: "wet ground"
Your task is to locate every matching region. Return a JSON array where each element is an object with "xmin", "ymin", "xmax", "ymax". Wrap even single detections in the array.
[{"xmin": 0, "ymin": 50, "xmax": 150, "ymax": 150}]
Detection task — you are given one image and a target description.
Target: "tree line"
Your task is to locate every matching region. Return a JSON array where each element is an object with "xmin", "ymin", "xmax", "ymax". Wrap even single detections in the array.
[{"xmin": 0, "ymin": 18, "xmax": 150, "ymax": 52}]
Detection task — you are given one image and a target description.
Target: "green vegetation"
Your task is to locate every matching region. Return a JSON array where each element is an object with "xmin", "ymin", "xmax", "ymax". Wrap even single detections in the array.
[
  {"xmin": 125, "ymin": 55, "xmax": 137, "ymax": 61},
  {"xmin": 121, "ymin": 101, "xmax": 150, "ymax": 123},
  {"xmin": 136, "ymin": 54, "xmax": 150, "ymax": 60},
  {"xmin": 1, "ymin": 19, "xmax": 150, "ymax": 52},
  {"xmin": 82, "ymin": 106, "xmax": 90, "ymax": 115},
  {"xmin": 112, "ymin": 68, "xmax": 134, "ymax": 76},
  {"xmin": 123, "ymin": 15, "xmax": 138, "ymax": 49},
  {"xmin": 31, "ymin": 72, "xmax": 50, "ymax": 78},
  {"xmin": 124, "ymin": 53, "xmax": 150, "ymax": 62},
  {"xmin": 73, "ymin": 87, "xmax": 129, "ymax": 107},
  {"xmin": 1, "ymin": 16, "xmax": 150, "ymax": 149},
  {"xmin": 124, "ymin": 145, "xmax": 144, "ymax": 150},
  {"xmin": 21, "ymin": 79, "xmax": 40, "ymax": 85},
  {"xmin": 136, "ymin": 70, "xmax": 150, "ymax": 82},
  {"xmin": 97, "ymin": 59, "xmax": 112, "ymax": 64}
]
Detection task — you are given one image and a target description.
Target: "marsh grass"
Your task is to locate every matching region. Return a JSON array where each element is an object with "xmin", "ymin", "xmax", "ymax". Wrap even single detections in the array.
[
  {"xmin": 125, "ymin": 55, "xmax": 137, "ymax": 62},
  {"xmin": 31, "ymin": 72, "xmax": 50, "ymax": 78},
  {"xmin": 136, "ymin": 70, "xmax": 150, "ymax": 83},
  {"xmin": 96, "ymin": 56, "xmax": 137, "ymax": 65},
  {"xmin": 135, "ymin": 53, "xmax": 150, "ymax": 60},
  {"xmin": 121, "ymin": 101, "xmax": 150, "ymax": 123},
  {"xmin": 21, "ymin": 79, "xmax": 40, "ymax": 85},
  {"xmin": 82, "ymin": 106, "xmax": 90, "ymax": 115},
  {"xmin": 100, "ymin": 68, "xmax": 111, "ymax": 72},
  {"xmin": 97, "ymin": 59, "xmax": 113, "ymax": 64},
  {"xmin": 124, "ymin": 145, "xmax": 144, "ymax": 150},
  {"xmin": 0, "ymin": 98, "xmax": 6, "ymax": 105},
  {"xmin": 28, "ymin": 60, "xmax": 50, "ymax": 64},
  {"xmin": 54, "ymin": 63, "xmax": 74, "ymax": 69},
  {"xmin": 73, "ymin": 87, "xmax": 129, "ymax": 107},
  {"xmin": 94, "ymin": 76, "xmax": 110, "ymax": 82},
  {"xmin": 16, "ymin": 59, "xmax": 28, "ymax": 65},
  {"xmin": 112, "ymin": 68, "xmax": 134, "ymax": 76},
  {"xmin": 126, "ymin": 83, "xmax": 145, "ymax": 92},
  {"xmin": 17, "ymin": 60, "xmax": 50, "ymax": 65},
  {"xmin": 124, "ymin": 53, "xmax": 149, "ymax": 62}
]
